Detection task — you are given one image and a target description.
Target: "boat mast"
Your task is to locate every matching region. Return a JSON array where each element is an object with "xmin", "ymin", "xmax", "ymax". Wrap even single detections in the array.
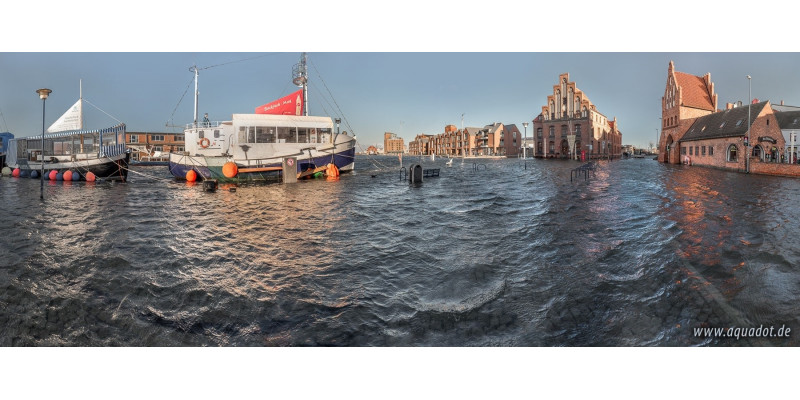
[
  {"xmin": 191, "ymin": 65, "xmax": 199, "ymax": 127},
  {"xmin": 292, "ymin": 52, "xmax": 308, "ymax": 116}
]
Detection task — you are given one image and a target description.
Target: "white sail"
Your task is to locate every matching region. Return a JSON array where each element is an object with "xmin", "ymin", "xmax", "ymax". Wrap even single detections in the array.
[{"xmin": 47, "ymin": 99, "xmax": 83, "ymax": 133}]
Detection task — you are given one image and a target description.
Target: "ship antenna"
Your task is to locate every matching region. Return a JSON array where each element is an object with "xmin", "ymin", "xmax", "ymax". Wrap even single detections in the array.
[{"xmin": 292, "ymin": 52, "xmax": 309, "ymax": 116}]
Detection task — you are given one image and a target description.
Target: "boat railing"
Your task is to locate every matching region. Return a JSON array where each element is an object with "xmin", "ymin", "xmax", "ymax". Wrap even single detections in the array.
[{"xmin": 186, "ymin": 121, "xmax": 222, "ymax": 129}]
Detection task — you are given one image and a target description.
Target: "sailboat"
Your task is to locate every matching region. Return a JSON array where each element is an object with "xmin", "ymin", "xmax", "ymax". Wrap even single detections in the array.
[
  {"xmin": 5, "ymin": 81, "xmax": 130, "ymax": 181},
  {"xmin": 167, "ymin": 53, "xmax": 356, "ymax": 183}
]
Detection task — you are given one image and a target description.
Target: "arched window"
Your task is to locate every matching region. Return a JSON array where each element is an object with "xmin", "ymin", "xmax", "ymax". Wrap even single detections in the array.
[
  {"xmin": 753, "ymin": 145, "xmax": 763, "ymax": 160},
  {"xmin": 727, "ymin": 144, "xmax": 738, "ymax": 162}
]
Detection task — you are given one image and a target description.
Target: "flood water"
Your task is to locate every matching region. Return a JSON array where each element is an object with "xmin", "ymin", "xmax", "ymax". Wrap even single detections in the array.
[{"xmin": 1, "ymin": 156, "xmax": 799, "ymax": 346}]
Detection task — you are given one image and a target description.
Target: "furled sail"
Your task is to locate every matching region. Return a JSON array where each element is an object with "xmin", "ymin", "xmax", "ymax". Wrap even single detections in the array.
[{"xmin": 47, "ymin": 99, "xmax": 83, "ymax": 133}]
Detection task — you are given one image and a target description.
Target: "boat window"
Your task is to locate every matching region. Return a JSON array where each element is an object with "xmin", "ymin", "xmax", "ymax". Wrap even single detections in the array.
[
  {"xmin": 214, "ymin": 130, "xmax": 220, "ymax": 139},
  {"xmin": 256, "ymin": 127, "xmax": 271, "ymax": 143},
  {"xmin": 198, "ymin": 130, "xmax": 205, "ymax": 139},
  {"xmin": 298, "ymin": 128, "xmax": 311, "ymax": 143},
  {"xmin": 277, "ymin": 126, "xmax": 296, "ymax": 143},
  {"xmin": 238, "ymin": 126, "xmax": 247, "ymax": 143}
]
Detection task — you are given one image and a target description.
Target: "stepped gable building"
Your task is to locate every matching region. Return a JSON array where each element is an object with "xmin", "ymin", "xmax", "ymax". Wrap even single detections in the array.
[
  {"xmin": 659, "ymin": 61, "xmax": 719, "ymax": 164},
  {"xmin": 658, "ymin": 61, "xmax": 785, "ymax": 171},
  {"xmin": 532, "ymin": 73, "xmax": 622, "ymax": 159}
]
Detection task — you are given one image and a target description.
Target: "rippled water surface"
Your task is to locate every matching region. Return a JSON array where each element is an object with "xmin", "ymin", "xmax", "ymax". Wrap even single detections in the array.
[{"xmin": 2, "ymin": 156, "xmax": 799, "ymax": 346}]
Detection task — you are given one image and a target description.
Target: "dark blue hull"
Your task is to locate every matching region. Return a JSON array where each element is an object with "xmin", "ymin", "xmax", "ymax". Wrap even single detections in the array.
[{"xmin": 169, "ymin": 147, "xmax": 355, "ymax": 182}]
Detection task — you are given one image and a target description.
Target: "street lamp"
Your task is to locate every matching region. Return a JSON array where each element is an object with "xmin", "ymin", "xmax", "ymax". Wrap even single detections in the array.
[
  {"xmin": 746, "ymin": 75, "xmax": 751, "ymax": 173},
  {"xmin": 522, "ymin": 122, "xmax": 528, "ymax": 158},
  {"xmin": 36, "ymin": 88, "xmax": 51, "ymax": 200}
]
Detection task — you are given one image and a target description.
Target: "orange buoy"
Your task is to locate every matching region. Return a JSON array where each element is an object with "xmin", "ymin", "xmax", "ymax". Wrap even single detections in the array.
[
  {"xmin": 85, "ymin": 171, "xmax": 96, "ymax": 182},
  {"xmin": 222, "ymin": 162, "xmax": 238, "ymax": 178},
  {"xmin": 186, "ymin": 170, "xmax": 197, "ymax": 182},
  {"xmin": 63, "ymin": 170, "xmax": 73, "ymax": 181},
  {"xmin": 48, "ymin": 170, "xmax": 58, "ymax": 180}
]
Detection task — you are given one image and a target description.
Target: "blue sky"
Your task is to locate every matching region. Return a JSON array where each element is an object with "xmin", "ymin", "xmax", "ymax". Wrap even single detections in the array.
[
  {"xmin": 4, "ymin": 52, "xmax": 800, "ymax": 150},
  {"xmin": 3, "ymin": 2, "xmax": 799, "ymax": 152}
]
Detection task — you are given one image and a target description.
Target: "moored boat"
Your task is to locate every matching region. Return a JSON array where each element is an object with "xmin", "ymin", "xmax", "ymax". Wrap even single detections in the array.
[
  {"xmin": 168, "ymin": 53, "xmax": 356, "ymax": 183},
  {"xmin": 5, "ymin": 84, "xmax": 130, "ymax": 181}
]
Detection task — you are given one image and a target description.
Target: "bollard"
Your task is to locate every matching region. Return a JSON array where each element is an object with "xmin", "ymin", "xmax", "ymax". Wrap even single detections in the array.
[{"xmin": 410, "ymin": 164, "xmax": 423, "ymax": 184}]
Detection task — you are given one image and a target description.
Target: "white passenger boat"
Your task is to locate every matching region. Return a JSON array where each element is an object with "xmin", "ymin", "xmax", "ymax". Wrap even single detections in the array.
[{"xmin": 168, "ymin": 53, "xmax": 356, "ymax": 182}]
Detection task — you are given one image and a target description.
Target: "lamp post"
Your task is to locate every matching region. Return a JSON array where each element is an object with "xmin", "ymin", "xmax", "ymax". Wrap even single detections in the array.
[
  {"xmin": 746, "ymin": 75, "xmax": 751, "ymax": 173},
  {"xmin": 36, "ymin": 88, "xmax": 51, "ymax": 200},
  {"xmin": 522, "ymin": 122, "xmax": 528, "ymax": 158}
]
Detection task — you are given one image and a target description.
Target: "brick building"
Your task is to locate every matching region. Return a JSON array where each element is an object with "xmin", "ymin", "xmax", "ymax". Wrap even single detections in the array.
[
  {"xmin": 658, "ymin": 61, "xmax": 786, "ymax": 172},
  {"xmin": 409, "ymin": 133, "xmax": 433, "ymax": 155},
  {"xmin": 384, "ymin": 132, "xmax": 405, "ymax": 154},
  {"xmin": 532, "ymin": 73, "xmax": 622, "ymax": 159},
  {"xmin": 126, "ymin": 131, "xmax": 184, "ymax": 162},
  {"xmin": 408, "ymin": 123, "xmax": 521, "ymax": 157}
]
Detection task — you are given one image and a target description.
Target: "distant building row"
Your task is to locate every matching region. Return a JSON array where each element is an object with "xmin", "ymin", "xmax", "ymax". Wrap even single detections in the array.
[
  {"xmin": 408, "ymin": 123, "xmax": 523, "ymax": 157},
  {"xmin": 402, "ymin": 73, "xmax": 622, "ymax": 160}
]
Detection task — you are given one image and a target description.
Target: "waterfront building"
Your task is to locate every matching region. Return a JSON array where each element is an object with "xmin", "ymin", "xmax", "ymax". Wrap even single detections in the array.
[
  {"xmin": 657, "ymin": 61, "xmax": 788, "ymax": 173},
  {"xmin": 677, "ymin": 100, "xmax": 784, "ymax": 171},
  {"xmin": 532, "ymin": 73, "xmax": 622, "ymax": 159},
  {"xmin": 408, "ymin": 122, "xmax": 523, "ymax": 157},
  {"xmin": 364, "ymin": 145, "xmax": 379, "ymax": 155},
  {"xmin": 384, "ymin": 132, "xmax": 405, "ymax": 154},
  {"xmin": 658, "ymin": 61, "xmax": 719, "ymax": 164},
  {"xmin": 501, "ymin": 124, "xmax": 522, "ymax": 157},
  {"xmin": 409, "ymin": 133, "xmax": 433, "ymax": 155},
  {"xmin": 126, "ymin": 131, "xmax": 184, "ymax": 162},
  {"xmin": 774, "ymin": 104, "xmax": 800, "ymax": 163}
]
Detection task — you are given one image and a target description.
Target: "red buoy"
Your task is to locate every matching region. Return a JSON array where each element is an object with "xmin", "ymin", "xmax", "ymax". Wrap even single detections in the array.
[
  {"xmin": 48, "ymin": 170, "xmax": 58, "ymax": 180},
  {"xmin": 186, "ymin": 170, "xmax": 197, "ymax": 182},
  {"xmin": 222, "ymin": 162, "xmax": 238, "ymax": 178},
  {"xmin": 85, "ymin": 171, "xmax": 96, "ymax": 182}
]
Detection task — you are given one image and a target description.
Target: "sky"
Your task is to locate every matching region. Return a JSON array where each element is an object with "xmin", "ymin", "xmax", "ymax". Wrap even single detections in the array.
[
  {"xmin": 4, "ymin": 2, "xmax": 800, "ymax": 152},
  {"xmin": 5, "ymin": 52, "xmax": 800, "ymax": 151}
]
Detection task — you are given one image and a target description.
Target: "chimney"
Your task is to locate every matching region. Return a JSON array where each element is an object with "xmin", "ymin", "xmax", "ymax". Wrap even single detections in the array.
[
  {"xmin": 781, "ymin": 100, "xmax": 784, "ymax": 106},
  {"xmin": 737, "ymin": 101, "xmax": 743, "ymax": 107},
  {"xmin": 726, "ymin": 103, "xmax": 734, "ymax": 110}
]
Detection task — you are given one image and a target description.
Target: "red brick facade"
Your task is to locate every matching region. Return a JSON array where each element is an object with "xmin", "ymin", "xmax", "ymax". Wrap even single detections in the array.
[
  {"xmin": 532, "ymin": 73, "xmax": 622, "ymax": 159},
  {"xmin": 658, "ymin": 61, "xmax": 799, "ymax": 177}
]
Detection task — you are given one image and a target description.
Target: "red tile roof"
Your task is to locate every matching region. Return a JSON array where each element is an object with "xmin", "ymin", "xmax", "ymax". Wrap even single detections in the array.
[{"xmin": 675, "ymin": 72, "xmax": 714, "ymax": 111}]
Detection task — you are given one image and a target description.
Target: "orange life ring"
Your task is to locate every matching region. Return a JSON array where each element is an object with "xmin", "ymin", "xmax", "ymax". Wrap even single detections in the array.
[{"xmin": 199, "ymin": 138, "xmax": 211, "ymax": 148}]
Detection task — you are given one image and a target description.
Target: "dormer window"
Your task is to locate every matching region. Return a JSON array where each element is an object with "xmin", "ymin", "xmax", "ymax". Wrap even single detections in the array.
[{"xmin": 736, "ymin": 119, "xmax": 743, "ymax": 127}]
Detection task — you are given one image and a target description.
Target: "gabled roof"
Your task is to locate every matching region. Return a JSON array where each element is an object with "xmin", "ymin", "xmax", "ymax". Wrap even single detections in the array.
[
  {"xmin": 775, "ymin": 110, "xmax": 800, "ymax": 130},
  {"xmin": 682, "ymin": 101, "xmax": 767, "ymax": 142},
  {"xmin": 675, "ymin": 71, "xmax": 715, "ymax": 111}
]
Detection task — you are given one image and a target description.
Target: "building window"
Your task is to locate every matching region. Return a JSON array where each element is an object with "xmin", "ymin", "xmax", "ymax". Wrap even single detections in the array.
[
  {"xmin": 130, "ymin": 135, "xmax": 138, "ymax": 143},
  {"xmin": 549, "ymin": 126, "xmax": 555, "ymax": 138},
  {"xmin": 695, "ymin": 146, "xmax": 699, "ymax": 156},
  {"xmin": 709, "ymin": 146, "xmax": 714, "ymax": 156},
  {"xmin": 561, "ymin": 125, "xmax": 567, "ymax": 137},
  {"xmin": 681, "ymin": 147, "xmax": 686, "ymax": 155},
  {"xmin": 689, "ymin": 146, "xmax": 693, "ymax": 155},
  {"xmin": 702, "ymin": 146, "xmax": 706, "ymax": 155},
  {"xmin": 152, "ymin": 135, "xmax": 165, "ymax": 141},
  {"xmin": 727, "ymin": 144, "xmax": 738, "ymax": 162},
  {"xmin": 537, "ymin": 128, "xmax": 542, "ymax": 138},
  {"xmin": 575, "ymin": 124, "xmax": 581, "ymax": 135}
]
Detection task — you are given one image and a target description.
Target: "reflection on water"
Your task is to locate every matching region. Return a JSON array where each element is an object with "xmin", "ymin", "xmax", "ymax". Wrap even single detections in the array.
[{"xmin": 1, "ymin": 158, "xmax": 798, "ymax": 346}]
